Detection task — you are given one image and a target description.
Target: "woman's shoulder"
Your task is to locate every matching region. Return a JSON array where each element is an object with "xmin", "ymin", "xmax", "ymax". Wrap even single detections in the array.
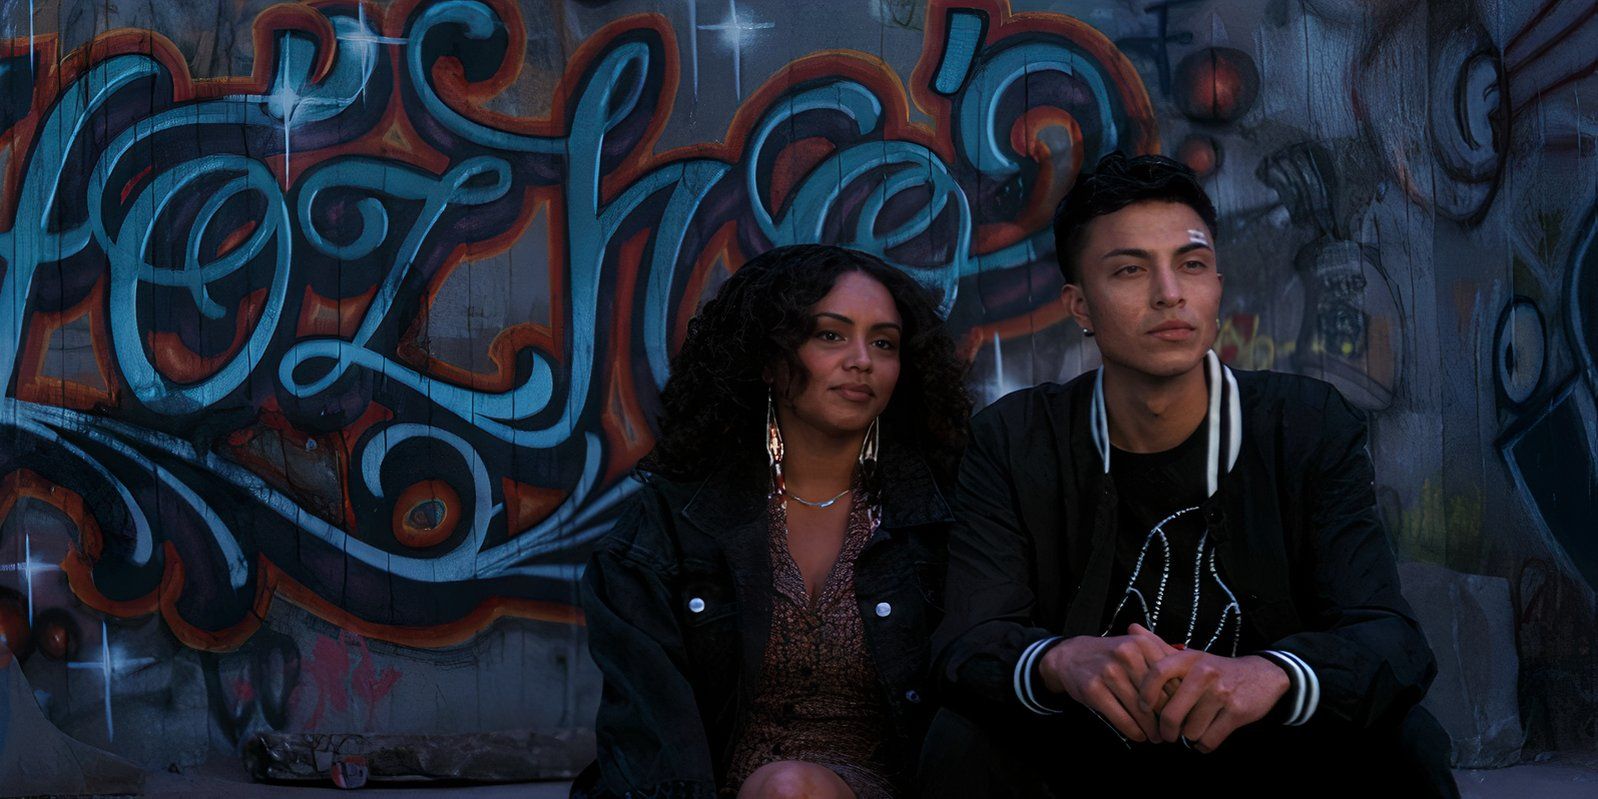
[
  {"xmin": 875, "ymin": 447, "xmax": 956, "ymax": 531},
  {"xmin": 593, "ymin": 469, "xmax": 703, "ymax": 570}
]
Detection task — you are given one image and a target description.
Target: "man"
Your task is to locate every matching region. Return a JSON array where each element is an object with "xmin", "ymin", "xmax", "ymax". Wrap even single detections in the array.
[{"xmin": 922, "ymin": 153, "xmax": 1456, "ymax": 795}]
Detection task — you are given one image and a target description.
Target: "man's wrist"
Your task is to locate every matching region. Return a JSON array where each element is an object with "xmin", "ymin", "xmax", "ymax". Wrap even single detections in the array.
[
  {"xmin": 1034, "ymin": 637, "xmax": 1070, "ymax": 696},
  {"xmin": 1247, "ymin": 653, "xmax": 1292, "ymax": 706}
]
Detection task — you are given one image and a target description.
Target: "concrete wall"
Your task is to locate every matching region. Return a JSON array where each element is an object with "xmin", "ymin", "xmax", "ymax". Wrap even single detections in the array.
[{"xmin": 0, "ymin": 0, "xmax": 1590, "ymax": 768}]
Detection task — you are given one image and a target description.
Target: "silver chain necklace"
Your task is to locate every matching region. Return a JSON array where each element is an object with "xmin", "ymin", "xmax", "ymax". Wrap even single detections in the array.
[{"xmin": 783, "ymin": 487, "xmax": 851, "ymax": 509}]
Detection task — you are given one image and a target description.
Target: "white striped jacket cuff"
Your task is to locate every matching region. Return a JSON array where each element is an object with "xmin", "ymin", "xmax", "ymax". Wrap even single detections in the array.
[
  {"xmin": 1014, "ymin": 636, "xmax": 1067, "ymax": 715},
  {"xmin": 1260, "ymin": 649, "xmax": 1321, "ymax": 726}
]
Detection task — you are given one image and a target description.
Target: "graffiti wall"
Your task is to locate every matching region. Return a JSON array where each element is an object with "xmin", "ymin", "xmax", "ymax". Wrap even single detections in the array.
[{"xmin": 0, "ymin": 0, "xmax": 1591, "ymax": 767}]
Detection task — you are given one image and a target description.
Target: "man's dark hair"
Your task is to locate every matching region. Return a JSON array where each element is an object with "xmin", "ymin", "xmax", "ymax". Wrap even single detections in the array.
[{"xmin": 1050, "ymin": 152, "xmax": 1219, "ymax": 284}]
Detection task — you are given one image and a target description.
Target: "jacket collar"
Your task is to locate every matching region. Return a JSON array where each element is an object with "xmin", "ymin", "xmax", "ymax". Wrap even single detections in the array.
[
  {"xmin": 875, "ymin": 444, "xmax": 955, "ymax": 529},
  {"xmin": 1087, "ymin": 349, "xmax": 1243, "ymax": 497},
  {"xmin": 678, "ymin": 442, "xmax": 953, "ymax": 536}
]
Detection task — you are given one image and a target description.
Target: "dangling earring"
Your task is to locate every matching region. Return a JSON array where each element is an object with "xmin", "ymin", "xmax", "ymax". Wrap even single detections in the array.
[
  {"xmin": 856, "ymin": 416, "xmax": 882, "ymax": 517},
  {"xmin": 766, "ymin": 388, "xmax": 785, "ymax": 497},
  {"xmin": 858, "ymin": 416, "xmax": 880, "ymax": 470},
  {"xmin": 1082, "ymin": 328, "xmax": 1095, "ymax": 338}
]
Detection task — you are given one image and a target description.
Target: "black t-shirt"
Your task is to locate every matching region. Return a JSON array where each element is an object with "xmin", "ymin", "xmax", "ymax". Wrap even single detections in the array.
[{"xmin": 1101, "ymin": 424, "xmax": 1243, "ymax": 655}]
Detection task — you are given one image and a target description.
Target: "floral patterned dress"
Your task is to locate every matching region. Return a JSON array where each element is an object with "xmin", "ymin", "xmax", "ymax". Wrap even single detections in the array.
[{"xmin": 723, "ymin": 490, "xmax": 895, "ymax": 798}]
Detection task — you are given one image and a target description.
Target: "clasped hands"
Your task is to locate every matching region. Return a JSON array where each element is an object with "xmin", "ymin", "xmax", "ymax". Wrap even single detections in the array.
[{"xmin": 1036, "ymin": 623, "xmax": 1290, "ymax": 753}]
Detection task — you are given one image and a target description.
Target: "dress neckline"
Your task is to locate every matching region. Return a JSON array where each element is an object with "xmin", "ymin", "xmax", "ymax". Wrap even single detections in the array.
[{"xmin": 768, "ymin": 487, "xmax": 875, "ymax": 608}]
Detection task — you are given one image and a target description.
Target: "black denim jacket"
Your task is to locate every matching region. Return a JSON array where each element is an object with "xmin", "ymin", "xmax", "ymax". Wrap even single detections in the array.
[
  {"xmin": 574, "ymin": 446, "xmax": 954, "ymax": 799},
  {"xmin": 932, "ymin": 368, "xmax": 1438, "ymax": 733}
]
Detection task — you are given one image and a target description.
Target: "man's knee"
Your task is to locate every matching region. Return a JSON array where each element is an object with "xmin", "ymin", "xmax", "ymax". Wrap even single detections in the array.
[
  {"xmin": 1398, "ymin": 704, "xmax": 1453, "ymax": 759},
  {"xmin": 1252, "ymin": 705, "xmax": 1458, "ymax": 797},
  {"xmin": 1390, "ymin": 705, "xmax": 1460, "ymax": 798}
]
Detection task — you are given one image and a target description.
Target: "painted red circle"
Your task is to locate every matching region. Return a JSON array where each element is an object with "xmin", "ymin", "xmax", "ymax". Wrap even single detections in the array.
[{"xmin": 391, "ymin": 479, "xmax": 461, "ymax": 549}]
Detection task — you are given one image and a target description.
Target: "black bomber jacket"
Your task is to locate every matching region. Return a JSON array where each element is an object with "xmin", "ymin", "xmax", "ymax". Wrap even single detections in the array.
[{"xmin": 931, "ymin": 367, "xmax": 1438, "ymax": 734}]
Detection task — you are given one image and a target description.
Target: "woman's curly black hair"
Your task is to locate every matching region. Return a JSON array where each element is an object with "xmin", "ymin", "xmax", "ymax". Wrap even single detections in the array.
[{"xmin": 641, "ymin": 244, "xmax": 971, "ymax": 488}]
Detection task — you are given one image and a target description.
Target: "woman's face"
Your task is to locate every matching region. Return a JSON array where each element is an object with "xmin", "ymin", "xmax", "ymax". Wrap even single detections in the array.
[{"xmin": 774, "ymin": 271, "xmax": 903, "ymax": 442}]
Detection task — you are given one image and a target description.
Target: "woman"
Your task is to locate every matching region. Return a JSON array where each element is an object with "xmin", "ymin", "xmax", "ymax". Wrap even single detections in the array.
[{"xmin": 574, "ymin": 244, "xmax": 971, "ymax": 798}]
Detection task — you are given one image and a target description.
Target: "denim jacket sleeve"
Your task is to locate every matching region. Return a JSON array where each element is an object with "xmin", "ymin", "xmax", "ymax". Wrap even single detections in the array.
[
  {"xmin": 580, "ymin": 481, "xmax": 720, "ymax": 799},
  {"xmin": 1264, "ymin": 388, "xmax": 1437, "ymax": 728}
]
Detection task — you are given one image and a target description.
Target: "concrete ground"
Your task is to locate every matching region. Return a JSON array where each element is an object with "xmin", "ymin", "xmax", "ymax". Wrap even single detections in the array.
[
  {"xmin": 1457, "ymin": 753, "xmax": 1598, "ymax": 798},
  {"xmin": 131, "ymin": 754, "xmax": 1598, "ymax": 798}
]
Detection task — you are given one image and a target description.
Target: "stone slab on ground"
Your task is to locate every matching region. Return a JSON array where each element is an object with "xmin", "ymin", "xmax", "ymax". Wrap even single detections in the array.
[
  {"xmin": 244, "ymin": 728, "xmax": 594, "ymax": 784},
  {"xmin": 149, "ymin": 759, "xmax": 571, "ymax": 797},
  {"xmin": 1400, "ymin": 561, "xmax": 1524, "ymax": 768}
]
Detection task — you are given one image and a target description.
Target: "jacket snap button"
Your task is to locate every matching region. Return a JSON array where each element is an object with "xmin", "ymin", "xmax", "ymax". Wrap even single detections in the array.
[
  {"xmin": 688, "ymin": 597, "xmax": 706, "ymax": 613},
  {"xmin": 875, "ymin": 602, "xmax": 892, "ymax": 617}
]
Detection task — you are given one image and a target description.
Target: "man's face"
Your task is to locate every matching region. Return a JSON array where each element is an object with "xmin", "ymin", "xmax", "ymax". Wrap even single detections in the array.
[{"xmin": 1063, "ymin": 200, "xmax": 1222, "ymax": 380}]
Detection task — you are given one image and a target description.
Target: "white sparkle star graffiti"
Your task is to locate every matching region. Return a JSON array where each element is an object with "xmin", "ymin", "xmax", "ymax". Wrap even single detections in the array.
[
  {"xmin": 263, "ymin": 34, "xmax": 303, "ymax": 175},
  {"xmin": 339, "ymin": 4, "xmax": 409, "ymax": 105},
  {"xmin": 0, "ymin": 530, "xmax": 57, "ymax": 624},
  {"xmin": 694, "ymin": 0, "xmax": 774, "ymax": 100},
  {"xmin": 67, "ymin": 620, "xmax": 157, "ymax": 742}
]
